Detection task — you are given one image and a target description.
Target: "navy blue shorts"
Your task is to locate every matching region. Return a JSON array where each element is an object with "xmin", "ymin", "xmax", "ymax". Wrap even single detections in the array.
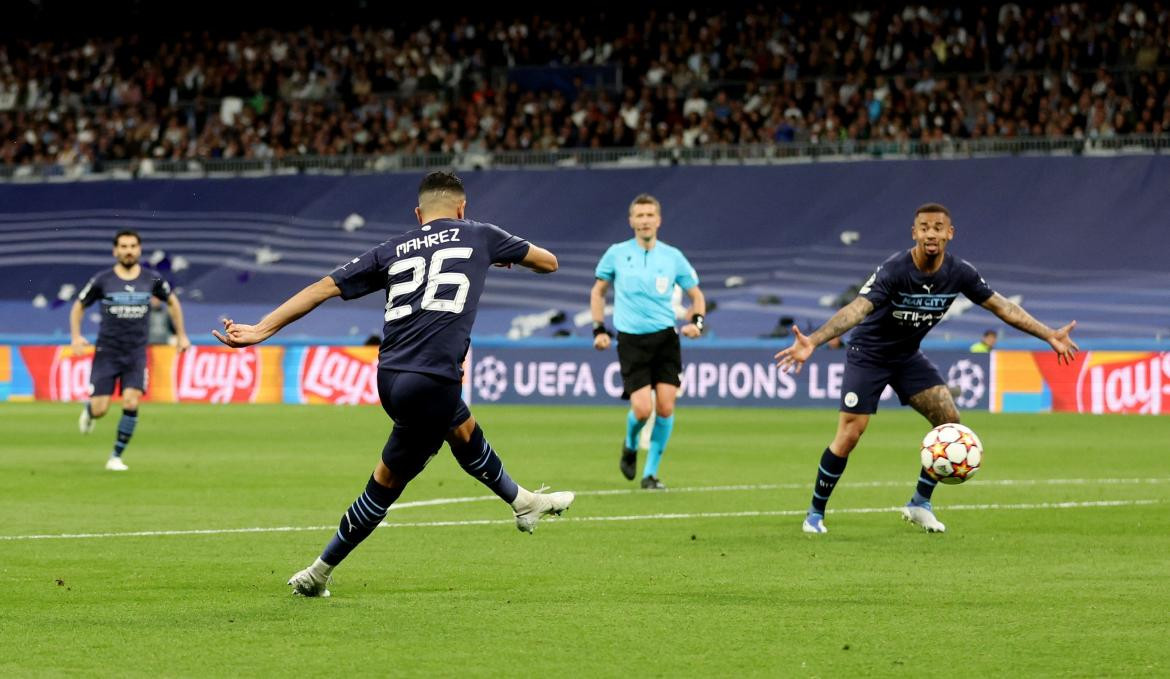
[
  {"xmin": 376, "ymin": 370, "xmax": 471, "ymax": 480},
  {"xmin": 89, "ymin": 346, "xmax": 148, "ymax": 396},
  {"xmin": 839, "ymin": 347, "xmax": 945, "ymax": 414}
]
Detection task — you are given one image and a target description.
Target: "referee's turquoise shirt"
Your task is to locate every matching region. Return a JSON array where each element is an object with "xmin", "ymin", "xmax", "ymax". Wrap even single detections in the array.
[{"xmin": 595, "ymin": 239, "xmax": 699, "ymax": 335}]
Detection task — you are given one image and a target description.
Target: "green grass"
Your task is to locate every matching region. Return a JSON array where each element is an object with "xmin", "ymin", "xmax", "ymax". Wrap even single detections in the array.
[{"xmin": 1, "ymin": 403, "xmax": 1167, "ymax": 677}]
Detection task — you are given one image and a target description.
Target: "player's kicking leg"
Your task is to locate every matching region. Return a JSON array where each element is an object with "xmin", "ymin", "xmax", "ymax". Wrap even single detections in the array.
[
  {"xmin": 288, "ymin": 371, "xmax": 449, "ymax": 597},
  {"xmin": 288, "ymin": 432, "xmax": 428, "ymax": 597},
  {"xmin": 288, "ymin": 458, "xmax": 414, "ymax": 598},
  {"xmin": 902, "ymin": 384, "xmax": 961, "ymax": 533},
  {"xmin": 446, "ymin": 411, "xmax": 574, "ymax": 533}
]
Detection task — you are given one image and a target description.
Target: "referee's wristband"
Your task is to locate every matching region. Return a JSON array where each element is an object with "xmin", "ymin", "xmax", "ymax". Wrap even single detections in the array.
[
  {"xmin": 690, "ymin": 313, "xmax": 705, "ymax": 332},
  {"xmin": 592, "ymin": 322, "xmax": 612, "ymax": 338}
]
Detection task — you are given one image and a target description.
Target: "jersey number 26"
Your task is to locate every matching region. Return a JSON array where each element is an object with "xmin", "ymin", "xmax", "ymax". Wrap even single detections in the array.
[{"xmin": 384, "ymin": 247, "xmax": 472, "ymax": 321}]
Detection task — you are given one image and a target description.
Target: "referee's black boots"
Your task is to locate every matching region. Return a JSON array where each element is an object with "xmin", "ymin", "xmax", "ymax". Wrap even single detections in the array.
[
  {"xmin": 620, "ymin": 445, "xmax": 637, "ymax": 480},
  {"xmin": 640, "ymin": 475, "xmax": 666, "ymax": 490}
]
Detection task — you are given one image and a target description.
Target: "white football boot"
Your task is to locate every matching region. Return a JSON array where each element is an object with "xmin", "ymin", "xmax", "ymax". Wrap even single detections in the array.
[
  {"xmin": 79, "ymin": 406, "xmax": 95, "ymax": 434},
  {"xmin": 288, "ymin": 560, "xmax": 333, "ymax": 598},
  {"xmin": 105, "ymin": 456, "xmax": 129, "ymax": 471},
  {"xmin": 801, "ymin": 512, "xmax": 828, "ymax": 534},
  {"xmin": 512, "ymin": 487, "xmax": 575, "ymax": 533},
  {"xmin": 902, "ymin": 501, "xmax": 946, "ymax": 533}
]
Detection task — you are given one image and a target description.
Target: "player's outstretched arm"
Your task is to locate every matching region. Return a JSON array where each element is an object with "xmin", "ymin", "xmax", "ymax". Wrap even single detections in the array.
[
  {"xmin": 773, "ymin": 324, "xmax": 815, "ymax": 373},
  {"xmin": 213, "ymin": 276, "xmax": 341, "ymax": 348},
  {"xmin": 981, "ymin": 293, "xmax": 1079, "ymax": 364},
  {"xmin": 69, "ymin": 300, "xmax": 89, "ymax": 353},
  {"xmin": 166, "ymin": 294, "xmax": 192, "ymax": 352},
  {"xmin": 590, "ymin": 278, "xmax": 612, "ymax": 350},
  {"xmin": 774, "ymin": 296, "xmax": 873, "ymax": 373},
  {"xmin": 518, "ymin": 244, "xmax": 558, "ymax": 273}
]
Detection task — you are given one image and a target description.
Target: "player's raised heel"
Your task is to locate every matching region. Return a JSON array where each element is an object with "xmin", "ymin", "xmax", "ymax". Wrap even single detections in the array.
[
  {"xmin": 105, "ymin": 456, "xmax": 128, "ymax": 471},
  {"xmin": 79, "ymin": 406, "xmax": 95, "ymax": 434},
  {"xmin": 620, "ymin": 445, "xmax": 637, "ymax": 480},
  {"xmin": 802, "ymin": 512, "xmax": 828, "ymax": 534},
  {"xmin": 902, "ymin": 501, "xmax": 946, "ymax": 533},
  {"xmin": 288, "ymin": 566, "xmax": 332, "ymax": 597},
  {"xmin": 513, "ymin": 488, "xmax": 575, "ymax": 533}
]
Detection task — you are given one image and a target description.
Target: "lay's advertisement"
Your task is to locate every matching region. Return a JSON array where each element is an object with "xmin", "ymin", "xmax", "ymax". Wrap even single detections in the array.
[
  {"xmin": 3, "ymin": 345, "xmax": 285, "ymax": 404},
  {"xmin": 994, "ymin": 350, "xmax": 1170, "ymax": 414},
  {"xmin": 2, "ymin": 345, "xmax": 1166, "ymax": 414},
  {"xmin": 0, "ymin": 344, "xmax": 467, "ymax": 406}
]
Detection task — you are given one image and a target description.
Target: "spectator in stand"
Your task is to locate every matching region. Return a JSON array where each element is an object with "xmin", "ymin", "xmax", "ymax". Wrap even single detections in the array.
[{"xmin": 969, "ymin": 329, "xmax": 998, "ymax": 353}]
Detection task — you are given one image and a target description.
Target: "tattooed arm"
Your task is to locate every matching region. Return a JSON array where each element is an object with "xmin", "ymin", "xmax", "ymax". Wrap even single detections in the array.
[
  {"xmin": 774, "ymin": 297, "xmax": 874, "ymax": 373},
  {"xmin": 807, "ymin": 297, "xmax": 874, "ymax": 346},
  {"xmin": 980, "ymin": 293, "xmax": 1079, "ymax": 364}
]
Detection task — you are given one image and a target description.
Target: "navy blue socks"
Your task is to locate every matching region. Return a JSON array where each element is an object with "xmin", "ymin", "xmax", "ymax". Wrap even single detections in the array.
[
  {"xmin": 912, "ymin": 468, "xmax": 938, "ymax": 505},
  {"xmin": 112, "ymin": 409, "xmax": 138, "ymax": 458},
  {"xmin": 320, "ymin": 476, "xmax": 402, "ymax": 566},
  {"xmin": 809, "ymin": 448, "xmax": 849, "ymax": 515},
  {"xmin": 450, "ymin": 424, "xmax": 519, "ymax": 504}
]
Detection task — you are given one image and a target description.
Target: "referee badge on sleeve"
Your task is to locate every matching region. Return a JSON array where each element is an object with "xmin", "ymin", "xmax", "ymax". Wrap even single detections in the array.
[{"xmin": 655, "ymin": 276, "xmax": 669, "ymax": 294}]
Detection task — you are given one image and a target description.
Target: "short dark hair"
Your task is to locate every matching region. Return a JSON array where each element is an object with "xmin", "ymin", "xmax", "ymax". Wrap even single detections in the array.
[
  {"xmin": 915, "ymin": 203, "xmax": 951, "ymax": 217},
  {"xmin": 629, "ymin": 193, "xmax": 661, "ymax": 214},
  {"xmin": 418, "ymin": 171, "xmax": 465, "ymax": 199},
  {"xmin": 983, "ymin": 329, "xmax": 998, "ymax": 338},
  {"xmin": 114, "ymin": 229, "xmax": 141, "ymax": 245}
]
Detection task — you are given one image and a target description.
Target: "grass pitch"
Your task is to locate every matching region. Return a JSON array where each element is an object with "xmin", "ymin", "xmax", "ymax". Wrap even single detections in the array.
[{"xmin": 1, "ymin": 403, "xmax": 1167, "ymax": 677}]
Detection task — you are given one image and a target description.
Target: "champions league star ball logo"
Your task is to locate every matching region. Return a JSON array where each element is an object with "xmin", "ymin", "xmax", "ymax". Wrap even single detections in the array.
[
  {"xmin": 947, "ymin": 359, "xmax": 986, "ymax": 408},
  {"xmin": 473, "ymin": 356, "xmax": 508, "ymax": 402}
]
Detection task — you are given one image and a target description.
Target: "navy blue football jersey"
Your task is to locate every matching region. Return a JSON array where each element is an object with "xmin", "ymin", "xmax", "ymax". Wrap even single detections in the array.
[
  {"xmin": 849, "ymin": 250, "xmax": 994, "ymax": 357},
  {"xmin": 330, "ymin": 218, "xmax": 531, "ymax": 381},
  {"xmin": 77, "ymin": 268, "xmax": 173, "ymax": 352}
]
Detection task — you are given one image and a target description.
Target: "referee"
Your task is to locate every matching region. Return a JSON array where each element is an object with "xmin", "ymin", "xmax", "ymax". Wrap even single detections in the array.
[{"xmin": 590, "ymin": 194, "xmax": 706, "ymax": 489}]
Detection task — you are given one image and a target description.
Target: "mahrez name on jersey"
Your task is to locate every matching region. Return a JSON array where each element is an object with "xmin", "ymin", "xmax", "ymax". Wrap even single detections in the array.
[{"xmin": 396, "ymin": 228, "xmax": 462, "ymax": 257}]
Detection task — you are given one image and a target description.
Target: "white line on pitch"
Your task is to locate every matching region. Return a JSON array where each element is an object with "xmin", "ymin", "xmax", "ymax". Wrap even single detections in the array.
[
  {"xmin": 390, "ymin": 476, "xmax": 1170, "ymax": 508},
  {"xmin": 0, "ymin": 498, "xmax": 1161, "ymax": 541},
  {"xmin": 376, "ymin": 499, "xmax": 1165, "ymax": 527}
]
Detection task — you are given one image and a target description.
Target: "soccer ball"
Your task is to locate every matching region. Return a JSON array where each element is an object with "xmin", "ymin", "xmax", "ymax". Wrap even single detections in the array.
[{"xmin": 920, "ymin": 423, "xmax": 983, "ymax": 484}]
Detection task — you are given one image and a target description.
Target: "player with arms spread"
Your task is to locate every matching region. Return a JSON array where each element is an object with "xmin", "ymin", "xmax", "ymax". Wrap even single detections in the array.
[
  {"xmin": 214, "ymin": 171, "xmax": 574, "ymax": 597},
  {"xmin": 71, "ymin": 229, "xmax": 191, "ymax": 471},
  {"xmin": 774, "ymin": 203, "xmax": 1078, "ymax": 534}
]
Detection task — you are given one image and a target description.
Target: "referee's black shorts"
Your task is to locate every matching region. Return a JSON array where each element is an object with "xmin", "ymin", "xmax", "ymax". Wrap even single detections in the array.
[{"xmin": 616, "ymin": 327, "xmax": 682, "ymax": 398}]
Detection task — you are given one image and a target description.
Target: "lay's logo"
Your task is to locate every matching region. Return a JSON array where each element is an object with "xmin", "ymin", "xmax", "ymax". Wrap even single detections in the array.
[
  {"xmin": 1077, "ymin": 353, "xmax": 1170, "ymax": 415},
  {"xmin": 299, "ymin": 346, "xmax": 379, "ymax": 405},
  {"xmin": 49, "ymin": 347, "xmax": 93, "ymax": 402},
  {"xmin": 174, "ymin": 346, "xmax": 260, "ymax": 403}
]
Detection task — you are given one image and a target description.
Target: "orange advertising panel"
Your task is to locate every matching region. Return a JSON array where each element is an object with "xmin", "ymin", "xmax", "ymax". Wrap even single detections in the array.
[
  {"xmin": 152, "ymin": 345, "xmax": 284, "ymax": 403},
  {"xmin": 994, "ymin": 350, "xmax": 1170, "ymax": 414},
  {"xmin": 19, "ymin": 345, "xmax": 98, "ymax": 402}
]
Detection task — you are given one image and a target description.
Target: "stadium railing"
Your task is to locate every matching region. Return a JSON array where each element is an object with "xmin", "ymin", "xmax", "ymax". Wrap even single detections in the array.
[{"xmin": 3, "ymin": 134, "xmax": 1167, "ymax": 181}]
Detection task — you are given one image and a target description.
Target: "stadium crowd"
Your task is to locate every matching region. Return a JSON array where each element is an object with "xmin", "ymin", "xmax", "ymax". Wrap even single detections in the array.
[{"xmin": 2, "ymin": 3, "xmax": 1169, "ymax": 168}]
